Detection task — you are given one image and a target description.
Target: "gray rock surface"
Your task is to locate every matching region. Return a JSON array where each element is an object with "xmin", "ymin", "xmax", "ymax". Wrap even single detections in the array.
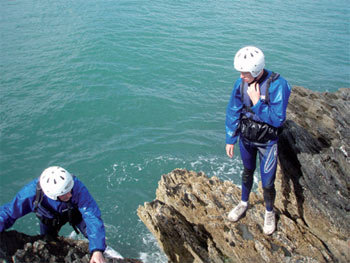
[
  {"xmin": 0, "ymin": 230, "xmax": 142, "ymax": 263},
  {"xmin": 138, "ymin": 86, "xmax": 350, "ymax": 263}
]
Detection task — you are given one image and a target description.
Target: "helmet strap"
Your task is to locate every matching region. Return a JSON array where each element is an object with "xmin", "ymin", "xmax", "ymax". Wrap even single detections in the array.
[{"xmin": 248, "ymin": 69, "xmax": 266, "ymax": 85}]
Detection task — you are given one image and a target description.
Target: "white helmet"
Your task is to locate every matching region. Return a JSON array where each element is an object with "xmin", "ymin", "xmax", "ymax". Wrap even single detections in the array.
[
  {"xmin": 39, "ymin": 166, "xmax": 74, "ymax": 200},
  {"xmin": 234, "ymin": 46, "xmax": 265, "ymax": 77}
]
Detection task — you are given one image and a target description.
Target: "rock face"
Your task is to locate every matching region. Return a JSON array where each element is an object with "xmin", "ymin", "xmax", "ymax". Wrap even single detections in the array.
[
  {"xmin": 0, "ymin": 230, "xmax": 142, "ymax": 263},
  {"xmin": 137, "ymin": 86, "xmax": 350, "ymax": 263}
]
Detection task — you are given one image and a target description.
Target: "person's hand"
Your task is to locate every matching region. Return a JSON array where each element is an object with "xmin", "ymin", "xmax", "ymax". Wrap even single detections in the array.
[
  {"xmin": 247, "ymin": 82, "xmax": 260, "ymax": 105},
  {"xmin": 90, "ymin": 251, "xmax": 105, "ymax": 263},
  {"xmin": 226, "ymin": 144, "xmax": 234, "ymax": 158}
]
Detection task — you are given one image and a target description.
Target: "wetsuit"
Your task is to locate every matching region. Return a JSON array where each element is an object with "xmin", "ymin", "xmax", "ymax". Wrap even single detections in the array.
[
  {"xmin": 0, "ymin": 177, "xmax": 106, "ymax": 254},
  {"xmin": 226, "ymin": 69, "xmax": 291, "ymax": 211}
]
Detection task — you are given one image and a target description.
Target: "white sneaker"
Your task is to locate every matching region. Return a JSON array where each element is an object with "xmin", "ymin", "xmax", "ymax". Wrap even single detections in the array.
[
  {"xmin": 228, "ymin": 202, "xmax": 248, "ymax": 222},
  {"xmin": 263, "ymin": 210, "xmax": 276, "ymax": 235}
]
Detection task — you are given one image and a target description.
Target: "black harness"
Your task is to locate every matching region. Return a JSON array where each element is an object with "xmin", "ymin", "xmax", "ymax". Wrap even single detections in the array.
[
  {"xmin": 34, "ymin": 182, "xmax": 82, "ymax": 235},
  {"xmin": 239, "ymin": 72, "xmax": 281, "ymax": 143}
]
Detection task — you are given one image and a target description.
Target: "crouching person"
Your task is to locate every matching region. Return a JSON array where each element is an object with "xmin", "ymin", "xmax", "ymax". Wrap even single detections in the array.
[{"xmin": 0, "ymin": 166, "xmax": 106, "ymax": 263}]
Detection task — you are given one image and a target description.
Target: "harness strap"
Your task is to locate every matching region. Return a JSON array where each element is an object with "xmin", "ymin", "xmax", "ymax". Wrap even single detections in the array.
[
  {"xmin": 34, "ymin": 181, "xmax": 81, "ymax": 234},
  {"xmin": 240, "ymin": 71, "xmax": 279, "ymax": 107},
  {"xmin": 34, "ymin": 182, "xmax": 44, "ymax": 213},
  {"xmin": 66, "ymin": 201, "xmax": 80, "ymax": 234},
  {"xmin": 264, "ymin": 72, "xmax": 279, "ymax": 104}
]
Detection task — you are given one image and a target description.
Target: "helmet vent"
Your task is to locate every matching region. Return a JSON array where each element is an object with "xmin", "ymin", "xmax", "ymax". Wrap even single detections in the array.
[
  {"xmin": 250, "ymin": 53, "xmax": 254, "ymax": 57},
  {"xmin": 244, "ymin": 55, "xmax": 247, "ymax": 59},
  {"xmin": 40, "ymin": 166, "xmax": 73, "ymax": 200}
]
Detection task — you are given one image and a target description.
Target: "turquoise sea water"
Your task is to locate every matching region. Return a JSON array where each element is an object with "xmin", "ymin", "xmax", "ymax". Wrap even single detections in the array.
[{"xmin": 0, "ymin": 0, "xmax": 349, "ymax": 261}]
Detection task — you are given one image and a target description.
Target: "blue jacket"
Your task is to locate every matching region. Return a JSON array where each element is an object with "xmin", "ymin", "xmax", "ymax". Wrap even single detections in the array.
[
  {"xmin": 0, "ymin": 177, "xmax": 106, "ymax": 253},
  {"xmin": 226, "ymin": 69, "xmax": 292, "ymax": 144}
]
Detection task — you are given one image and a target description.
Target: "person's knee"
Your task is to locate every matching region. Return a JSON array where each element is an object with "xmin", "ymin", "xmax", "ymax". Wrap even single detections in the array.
[
  {"xmin": 242, "ymin": 167, "xmax": 254, "ymax": 183},
  {"xmin": 40, "ymin": 222, "xmax": 59, "ymax": 238},
  {"xmin": 263, "ymin": 185, "xmax": 276, "ymax": 199}
]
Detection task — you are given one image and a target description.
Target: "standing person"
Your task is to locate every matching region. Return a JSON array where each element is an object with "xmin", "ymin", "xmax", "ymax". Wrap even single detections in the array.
[
  {"xmin": 0, "ymin": 166, "xmax": 106, "ymax": 263},
  {"xmin": 225, "ymin": 46, "xmax": 291, "ymax": 235}
]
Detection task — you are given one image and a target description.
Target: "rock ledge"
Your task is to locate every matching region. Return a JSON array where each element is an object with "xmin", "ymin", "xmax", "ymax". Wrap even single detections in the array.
[
  {"xmin": 0, "ymin": 230, "xmax": 142, "ymax": 263},
  {"xmin": 138, "ymin": 86, "xmax": 350, "ymax": 263}
]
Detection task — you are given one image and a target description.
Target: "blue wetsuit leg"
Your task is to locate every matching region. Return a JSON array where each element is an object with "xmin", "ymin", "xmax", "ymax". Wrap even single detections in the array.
[
  {"xmin": 239, "ymin": 137, "xmax": 257, "ymax": 202},
  {"xmin": 40, "ymin": 218, "xmax": 88, "ymax": 238},
  {"xmin": 40, "ymin": 221, "xmax": 51, "ymax": 235},
  {"xmin": 239, "ymin": 137, "xmax": 278, "ymax": 211},
  {"xmin": 39, "ymin": 221, "xmax": 63, "ymax": 237},
  {"xmin": 257, "ymin": 140, "xmax": 278, "ymax": 211}
]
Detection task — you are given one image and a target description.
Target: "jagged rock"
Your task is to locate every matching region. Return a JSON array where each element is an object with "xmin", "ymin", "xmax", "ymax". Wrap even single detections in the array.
[
  {"xmin": 138, "ymin": 86, "xmax": 350, "ymax": 263},
  {"xmin": 138, "ymin": 169, "xmax": 334, "ymax": 263},
  {"xmin": 0, "ymin": 230, "xmax": 143, "ymax": 263},
  {"xmin": 277, "ymin": 86, "xmax": 350, "ymax": 262}
]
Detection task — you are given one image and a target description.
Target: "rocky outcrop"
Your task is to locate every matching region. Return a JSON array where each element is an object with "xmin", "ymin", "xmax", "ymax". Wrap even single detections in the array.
[
  {"xmin": 137, "ymin": 86, "xmax": 350, "ymax": 263},
  {"xmin": 0, "ymin": 230, "xmax": 142, "ymax": 263},
  {"xmin": 276, "ymin": 86, "xmax": 350, "ymax": 261}
]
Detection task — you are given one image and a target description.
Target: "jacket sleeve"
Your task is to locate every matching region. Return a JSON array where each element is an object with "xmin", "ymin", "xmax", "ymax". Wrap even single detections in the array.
[
  {"xmin": 73, "ymin": 180, "xmax": 106, "ymax": 253},
  {"xmin": 251, "ymin": 76, "xmax": 292, "ymax": 128},
  {"xmin": 0, "ymin": 180, "xmax": 37, "ymax": 232},
  {"xmin": 225, "ymin": 79, "xmax": 243, "ymax": 144}
]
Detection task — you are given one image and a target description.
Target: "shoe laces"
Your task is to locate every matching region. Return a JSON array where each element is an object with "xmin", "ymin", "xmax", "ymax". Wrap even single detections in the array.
[
  {"xmin": 236, "ymin": 203, "xmax": 247, "ymax": 213},
  {"xmin": 265, "ymin": 212, "xmax": 274, "ymax": 226}
]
